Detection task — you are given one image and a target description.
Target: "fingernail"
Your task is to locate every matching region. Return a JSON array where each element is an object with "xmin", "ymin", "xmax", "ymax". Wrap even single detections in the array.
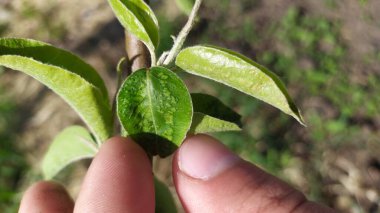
[{"xmin": 178, "ymin": 135, "xmax": 240, "ymax": 180}]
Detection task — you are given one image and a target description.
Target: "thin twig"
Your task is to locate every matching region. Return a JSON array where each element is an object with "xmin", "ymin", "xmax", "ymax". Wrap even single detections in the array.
[
  {"xmin": 125, "ymin": 31, "xmax": 150, "ymax": 72},
  {"xmin": 157, "ymin": 51, "xmax": 169, "ymax": 65},
  {"xmin": 161, "ymin": 0, "xmax": 203, "ymax": 66}
]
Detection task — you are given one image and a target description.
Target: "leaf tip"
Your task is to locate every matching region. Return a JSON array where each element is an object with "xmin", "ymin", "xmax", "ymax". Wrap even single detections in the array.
[{"xmin": 293, "ymin": 111, "xmax": 307, "ymax": 127}]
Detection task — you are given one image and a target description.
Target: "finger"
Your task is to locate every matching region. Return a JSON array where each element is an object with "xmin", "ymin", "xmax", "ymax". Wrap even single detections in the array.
[
  {"xmin": 19, "ymin": 181, "xmax": 74, "ymax": 213},
  {"xmin": 173, "ymin": 134, "xmax": 336, "ymax": 213},
  {"xmin": 74, "ymin": 136, "xmax": 155, "ymax": 213}
]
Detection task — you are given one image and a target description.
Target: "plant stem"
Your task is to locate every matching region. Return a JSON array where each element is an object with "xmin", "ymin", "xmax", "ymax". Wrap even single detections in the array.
[
  {"xmin": 123, "ymin": 0, "xmax": 152, "ymax": 161},
  {"xmin": 125, "ymin": 31, "xmax": 151, "ymax": 72},
  {"xmin": 161, "ymin": 0, "xmax": 203, "ymax": 66},
  {"xmin": 116, "ymin": 57, "xmax": 127, "ymax": 88},
  {"xmin": 111, "ymin": 57, "xmax": 127, "ymax": 134}
]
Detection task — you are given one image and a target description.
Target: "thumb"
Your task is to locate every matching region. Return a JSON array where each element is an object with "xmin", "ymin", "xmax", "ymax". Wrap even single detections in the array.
[{"xmin": 172, "ymin": 134, "xmax": 336, "ymax": 213}]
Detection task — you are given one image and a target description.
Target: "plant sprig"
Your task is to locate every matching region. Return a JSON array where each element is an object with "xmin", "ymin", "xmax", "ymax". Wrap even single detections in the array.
[
  {"xmin": 0, "ymin": 0, "xmax": 305, "ymax": 193},
  {"xmin": 159, "ymin": 0, "xmax": 203, "ymax": 66}
]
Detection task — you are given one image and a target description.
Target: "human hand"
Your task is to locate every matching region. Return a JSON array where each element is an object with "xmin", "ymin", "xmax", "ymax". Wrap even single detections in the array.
[{"xmin": 19, "ymin": 135, "xmax": 337, "ymax": 213}]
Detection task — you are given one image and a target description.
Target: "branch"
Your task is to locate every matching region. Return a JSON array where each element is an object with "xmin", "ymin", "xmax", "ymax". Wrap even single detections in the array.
[
  {"xmin": 125, "ymin": 30, "xmax": 151, "ymax": 72},
  {"xmin": 161, "ymin": 0, "xmax": 203, "ymax": 66}
]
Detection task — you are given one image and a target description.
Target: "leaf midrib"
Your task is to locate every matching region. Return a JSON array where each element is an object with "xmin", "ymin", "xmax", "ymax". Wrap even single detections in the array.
[
  {"xmin": 111, "ymin": 0, "xmax": 153, "ymax": 48},
  {"xmin": 78, "ymin": 136, "xmax": 98, "ymax": 153},
  {"xmin": 146, "ymin": 69, "xmax": 158, "ymax": 142}
]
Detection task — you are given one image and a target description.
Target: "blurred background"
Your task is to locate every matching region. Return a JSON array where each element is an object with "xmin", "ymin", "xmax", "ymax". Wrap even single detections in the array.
[{"xmin": 1, "ymin": 0, "xmax": 380, "ymax": 212}]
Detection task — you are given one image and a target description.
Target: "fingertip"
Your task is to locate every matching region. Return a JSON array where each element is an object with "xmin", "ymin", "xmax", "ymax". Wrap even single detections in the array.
[
  {"xmin": 19, "ymin": 181, "xmax": 74, "ymax": 213},
  {"xmin": 75, "ymin": 136, "xmax": 155, "ymax": 213},
  {"xmin": 100, "ymin": 136, "xmax": 149, "ymax": 162}
]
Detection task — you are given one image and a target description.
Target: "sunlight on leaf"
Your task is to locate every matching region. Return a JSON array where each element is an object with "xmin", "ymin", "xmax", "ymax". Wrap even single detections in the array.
[
  {"xmin": 0, "ymin": 38, "xmax": 113, "ymax": 143},
  {"xmin": 176, "ymin": 45, "xmax": 305, "ymax": 125}
]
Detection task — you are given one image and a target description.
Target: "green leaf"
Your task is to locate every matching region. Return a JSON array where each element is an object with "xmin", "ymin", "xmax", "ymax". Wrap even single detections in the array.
[
  {"xmin": 42, "ymin": 126, "xmax": 98, "ymax": 180},
  {"xmin": 0, "ymin": 38, "xmax": 113, "ymax": 143},
  {"xmin": 108, "ymin": 0, "xmax": 159, "ymax": 64},
  {"xmin": 190, "ymin": 93, "xmax": 242, "ymax": 134},
  {"xmin": 117, "ymin": 66, "xmax": 192, "ymax": 157},
  {"xmin": 175, "ymin": 0, "xmax": 195, "ymax": 15},
  {"xmin": 154, "ymin": 177, "xmax": 177, "ymax": 213},
  {"xmin": 190, "ymin": 112, "xmax": 241, "ymax": 134},
  {"xmin": 191, "ymin": 93, "xmax": 242, "ymax": 125},
  {"xmin": 176, "ymin": 45, "xmax": 305, "ymax": 125}
]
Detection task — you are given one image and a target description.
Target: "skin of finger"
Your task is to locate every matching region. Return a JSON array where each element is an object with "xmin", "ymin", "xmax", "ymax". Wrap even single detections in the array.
[
  {"xmin": 19, "ymin": 181, "xmax": 74, "ymax": 213},
  {"xmin": 74, "ymin": 136, "xmax": 155, "ymax": 213},
  {"xmin": 172, "ymin": 135, "xmax": 337, "ymax": 213}
]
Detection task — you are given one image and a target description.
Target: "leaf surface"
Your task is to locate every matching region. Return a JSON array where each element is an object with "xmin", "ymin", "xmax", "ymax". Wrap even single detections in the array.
[
  {"xmin": 190, "ymin": 93, "xmax": 242, "ymax": 134},
  {"xmin": 108, "ymin": 0, "xmax": 159, "ymax": 63},
  {"xmin": 117, "ymin": 66, "xmax": 192, "ymax": 157},
  {"xmin": 0, "ymin": 38, "xmax": 113, "ymax": 143},
  {"xmin": 190, "ymin": 112, "xmax": 241, "ymax": 134},
  {"xmin": 176, "ymin": 45, "xmax": 305, "ymax": 125},
  {"xmin": 42, "ymin": 126, "xmax": 98, "ymax": 180}
]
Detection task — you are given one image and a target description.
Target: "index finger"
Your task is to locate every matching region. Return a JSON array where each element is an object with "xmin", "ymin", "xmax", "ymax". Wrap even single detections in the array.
[{"xmin": 74, "ymin": 136, "xmax": 155, "ymax": 213}]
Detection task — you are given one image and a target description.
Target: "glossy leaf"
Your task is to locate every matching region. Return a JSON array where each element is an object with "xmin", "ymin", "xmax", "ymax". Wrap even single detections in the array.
[
  {"xmin": 42, "ymin": 126, "xmax": 98, "ymax": 180},
  {"xmin": 176, "ymin": 45, "xmax": 305, "ymax": 125},
  {"xmin": 117, "ymin": 66, "xmax": 192, "ymax": 157},
  {"xmin": 175, "ymin": 0, "xmax": 195, "ymax": 15},
  {"xmin": 189, "ymin": 93, "xmax": 242, "ymax": 134},
  {"xmin": 108, "ymin": 0, "xmax": 159, "ymax": 63},
  {"xmin": 0, "ymin": 38, "xmax": 113, "ymax": 143}
]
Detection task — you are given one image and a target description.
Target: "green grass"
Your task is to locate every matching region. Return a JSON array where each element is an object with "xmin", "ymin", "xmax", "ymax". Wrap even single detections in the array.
[
  {"xmin": 0, "ymin": 85, "xmax": 28, "ymax": 212},
  {"xmin": 261, "ymin": 6, "xmax": 379, "ymax": 144}
]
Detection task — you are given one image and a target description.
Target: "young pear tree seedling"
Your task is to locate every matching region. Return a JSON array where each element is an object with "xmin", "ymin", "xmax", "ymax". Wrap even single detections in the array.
[{"xmin": 0, "ymin": 0, "xmax": 304, "ymax": 212}]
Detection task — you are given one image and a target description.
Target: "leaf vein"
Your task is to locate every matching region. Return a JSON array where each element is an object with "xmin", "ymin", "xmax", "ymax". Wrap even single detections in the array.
[{"xmin": 146, "ymin": 69, "xmax": 158, "ymax": 142}]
